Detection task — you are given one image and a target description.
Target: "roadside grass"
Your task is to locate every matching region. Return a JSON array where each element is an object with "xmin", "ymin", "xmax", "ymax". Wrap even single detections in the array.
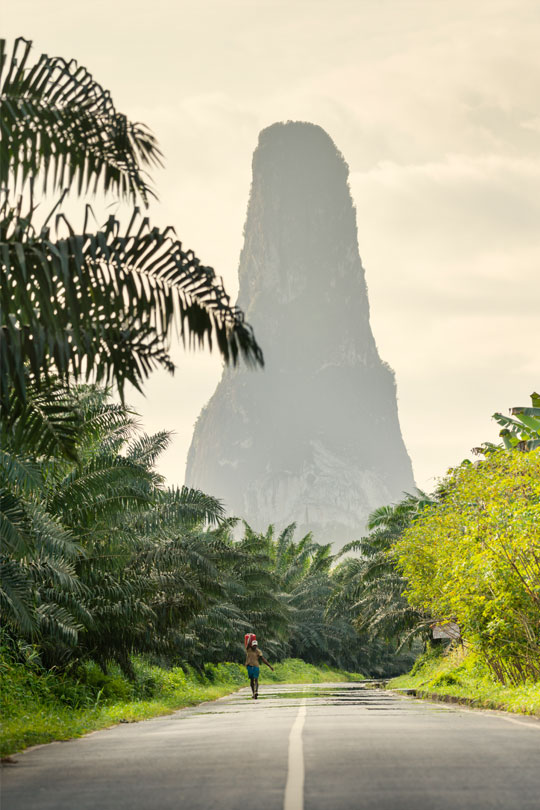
[
  {"xmin": 266, "ymin": 658, "xmax": 365, "ymax": 684},
  {"xmin": 0, "ymin": 654, "xmax": 364, "ymax": 756},
  {"xmin": 389, "ymin": 645, "xmax": 540, "ymax": 717}
]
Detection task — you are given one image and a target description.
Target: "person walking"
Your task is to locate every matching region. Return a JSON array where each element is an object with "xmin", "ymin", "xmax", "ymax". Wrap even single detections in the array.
[{"xmin": 245, "ymin": 638, "xmax": 274, "ymax": 699}]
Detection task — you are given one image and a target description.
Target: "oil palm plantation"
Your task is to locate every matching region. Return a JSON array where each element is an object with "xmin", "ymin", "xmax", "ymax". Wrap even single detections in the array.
[
  {"xmin": 0, "ymin": 382, "xmax": 232, "ymax": 670},
  {"xmin": 1, "ymin": 383, "xmax": 424, "ymax": 676}
]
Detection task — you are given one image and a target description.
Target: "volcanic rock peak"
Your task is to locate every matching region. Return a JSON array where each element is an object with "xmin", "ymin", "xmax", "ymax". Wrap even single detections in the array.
[{"xmin": 185, "ymin": 121, "xmax": 414, "ymax": 546}]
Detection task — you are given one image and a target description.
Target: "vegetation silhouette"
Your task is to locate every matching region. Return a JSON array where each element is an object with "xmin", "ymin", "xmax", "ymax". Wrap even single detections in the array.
[{"xmin": 0, "ymin": 36, "xmax": 263, "ymax": 405}]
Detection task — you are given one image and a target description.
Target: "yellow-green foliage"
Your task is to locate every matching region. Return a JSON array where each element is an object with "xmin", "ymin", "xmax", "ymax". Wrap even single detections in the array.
[
  {"xmin": 0, "ymin": 654, "xmax": 363, "ymax": 757},
  {"xmin": 394, "ymin": 450, "xmax": 540, "ymax": 684},
  {"xmin": 390, "ymin": 646, "xmax": 540, "ymax": 717}
]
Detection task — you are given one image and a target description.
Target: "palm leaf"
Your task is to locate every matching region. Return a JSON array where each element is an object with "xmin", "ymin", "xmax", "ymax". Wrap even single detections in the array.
[
  {"xmin": 1, "ymin": 203, "xmax": 264, "ymax": 402},
  {"xmin": 0, "ymin": 379, "xmax": 81, "ymax": 461},
  {"xmin": 1, "ymin": 37, "xmax": 161, "ymax": 203}
]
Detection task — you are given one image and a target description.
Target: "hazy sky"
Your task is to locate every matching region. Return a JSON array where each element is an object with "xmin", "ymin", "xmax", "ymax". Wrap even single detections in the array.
[{"xmin": 6, "ymin": 0, "xmax": 540, "ymax": 492}]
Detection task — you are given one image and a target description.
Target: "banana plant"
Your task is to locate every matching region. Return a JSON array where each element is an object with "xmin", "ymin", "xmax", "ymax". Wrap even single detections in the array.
[{"xmin": 493, "ymin": 392, "xmax": 540, "ymax": 451}]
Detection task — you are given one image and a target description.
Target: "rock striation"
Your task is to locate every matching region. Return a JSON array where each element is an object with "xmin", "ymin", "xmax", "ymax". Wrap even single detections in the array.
[{"xmin": 185, "ymin": 122, "xmax": 415, "ymax": 546}]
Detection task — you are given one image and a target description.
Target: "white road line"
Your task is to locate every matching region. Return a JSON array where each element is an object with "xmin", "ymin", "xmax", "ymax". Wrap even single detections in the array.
[
  {"xmin": 394, "ymin": 690, "xmax": 540, "ymax": 731},
  {"xmin": 472, "ymin": 709, "xmax": 540, "ymax": 731},
  {"xmin": 283, "ymin": 698, "xmax": 307, "ymax": 810},
  {"xmin": 430, "ymin": 701, "xmax": 540, "ymax": 731},
  {"xmin": 500, "ymin": 716, "xmax": 540, "ymax": 730}
]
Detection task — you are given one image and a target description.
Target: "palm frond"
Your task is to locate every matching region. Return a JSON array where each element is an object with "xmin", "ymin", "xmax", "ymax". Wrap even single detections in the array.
[
  {"xmin": 0, "ymin": 556, "xmax": 37, "ymax": 635},
  {"xmin": 1, "ymin": 203, "xmax": 264, "ymax": 402},
  {"xmin": 0, "ymin": 379, "xmax": 82, "ymax": 461},
  {"xmin": 0, "ymin": 450, "xmax": 42, "ymax": 493},
  {"xmin": 1, "ymin": 37, "xmax": 161, "ymax": 203},
  {"xmin": 126, "ymin": 431, "xmax": 171, "ymax": 469}
]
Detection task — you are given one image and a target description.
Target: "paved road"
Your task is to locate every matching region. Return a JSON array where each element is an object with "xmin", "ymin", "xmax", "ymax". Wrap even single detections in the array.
[{"xmin": 2, "ymin": 683, "xmax": 539, "ymax": 810}]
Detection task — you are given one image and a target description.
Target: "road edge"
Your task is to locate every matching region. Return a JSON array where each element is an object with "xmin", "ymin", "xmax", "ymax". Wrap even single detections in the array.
[{"xmin": 388, "ymin": 687, "xmax": 540, "ymax": 720}]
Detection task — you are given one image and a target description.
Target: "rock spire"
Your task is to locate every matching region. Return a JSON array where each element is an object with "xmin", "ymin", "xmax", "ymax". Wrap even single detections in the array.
[{"xmin": 185, "ymin": 122, "xmax": 415, "ymax": 546}]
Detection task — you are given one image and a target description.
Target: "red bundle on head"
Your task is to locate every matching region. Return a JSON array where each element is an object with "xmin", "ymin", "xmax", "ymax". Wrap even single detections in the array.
[{"xmin": 244, "ymin": 633, "xmax": 257, "ymax": 649}]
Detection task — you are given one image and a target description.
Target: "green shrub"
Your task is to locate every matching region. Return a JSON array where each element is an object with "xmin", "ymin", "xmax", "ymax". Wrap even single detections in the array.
[
  {"xmin": 409, "ymin": 644, "xmax": 444, "ymax": 676},
  {"xmin": 429, "ymin": 671, "xmax": 461, "ymax": 687}
]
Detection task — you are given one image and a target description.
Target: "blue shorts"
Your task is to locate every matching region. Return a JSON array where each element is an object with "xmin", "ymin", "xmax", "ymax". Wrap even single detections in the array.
[{"xmin": 247, "ymin": 665, "xmax": 260, "ymax": 679}]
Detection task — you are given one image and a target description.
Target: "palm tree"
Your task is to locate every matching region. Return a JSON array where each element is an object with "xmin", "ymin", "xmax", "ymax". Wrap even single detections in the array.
[
  {"xmin": 1, "ymin": 386, "xmax": 428, "ymax": 676},
  {"xmin": 331, "ymin": 493, "xmax": 435, "ymax": 651},
  {"xmin": 0, "ymin": 37, "xmax": 263, "ymax": 404},
  {"xmin": 0, "ymin": 383, "xmax": 94, "ymax": 648},
  {"xmin": 232, "ymin": 522, "xmax": 377, "ymax": 672},
  {"xmin": 0, "ymin": 382, "xmax": 230, "ymax": 671}
]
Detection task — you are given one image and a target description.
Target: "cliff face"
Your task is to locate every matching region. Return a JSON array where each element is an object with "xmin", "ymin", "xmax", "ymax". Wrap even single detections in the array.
[{"xmin": 185, "ymin": 122, "xmax": 415, "ymax": 546}]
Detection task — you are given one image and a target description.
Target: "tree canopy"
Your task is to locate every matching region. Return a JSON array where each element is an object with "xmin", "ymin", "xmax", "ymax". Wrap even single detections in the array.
[{"xmin": 394, "ymin": 450, "xmax": 540, "ymax": 683}]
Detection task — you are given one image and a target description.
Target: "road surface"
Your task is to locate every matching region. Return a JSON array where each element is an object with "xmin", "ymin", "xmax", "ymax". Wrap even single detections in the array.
[{"xmin": 2, "ymin": 683, "xmax": 539, "ymax": 809}]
